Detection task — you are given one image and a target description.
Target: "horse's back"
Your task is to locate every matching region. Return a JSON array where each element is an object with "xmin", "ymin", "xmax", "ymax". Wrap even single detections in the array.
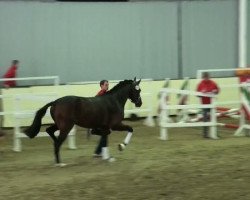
[
  {"xmin": 55, "ymin": 95, "xmax": 82, "ymax": 104},
  {"xmin": 52, "ymin": 95, "xmax": 123, "ymax": 128},
  {"xmin": 52, "ymin": 96, "xmax": 85, "ymax": 121}
]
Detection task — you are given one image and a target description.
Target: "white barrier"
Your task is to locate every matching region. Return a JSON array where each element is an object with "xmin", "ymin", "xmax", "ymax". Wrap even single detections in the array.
[
  {"xmin": 234, "ymin": 83, "xmax": 250, "ymax": 137},
  {"xmin": 13, "ymin": 94, "xmax": 76, "ymax": 152},
  {"xmin": 68, "ymin": 78, "xmax": 155, "ymax": 127},
  {"xmin": 196, "ymin": 69, "xmax": 248, "ymax": 131},
  {"xmin": 0, "ymin": 76, "xmax": 60, "ymax": 86},
  {"xmin": 0, "ymin": 76, "xmax": 77, "ymax": 151},
  {"xmin": 159, "ymin": 88, "xmax": 218, "ymax": 140},
  {"xmin": 157, "ymin": 78, "xmax": 192, "ymax": 124},
  {"xmin": 0, "ymin": 76, "xmax": 60, "ymax": 125}
]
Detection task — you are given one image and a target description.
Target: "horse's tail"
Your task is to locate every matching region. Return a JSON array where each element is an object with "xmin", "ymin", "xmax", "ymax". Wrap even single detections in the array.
[{"xmin": 24, "ymin": 101, "xmax": 55, "ymax": 138}]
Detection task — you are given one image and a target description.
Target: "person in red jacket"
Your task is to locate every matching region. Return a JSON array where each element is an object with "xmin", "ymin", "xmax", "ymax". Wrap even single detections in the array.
[
  {"xmin": 92, "ymin": 80, "xmax": 110, "ymax": 157},
  {"xmin": 3, "ymin": 60, "xmax": 19, "ymax": 88},
  {"xmin": 197, "ymin": 72, "xmax": 219, "ymax": 138},
  {"xmin": 96, "ymin": 80, "xmax": 109, "ymax": 96}
]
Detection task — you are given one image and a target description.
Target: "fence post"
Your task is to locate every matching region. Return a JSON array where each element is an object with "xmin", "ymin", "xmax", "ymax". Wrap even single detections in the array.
[
  {"xmin": 159, "ymin": 92, "xmax": 168, "ymax": 140},
  {"xmin": 13, "ymin": 96, "xmax": 22, "ymax": 152},
  {"xmin": 210, "ymin": 97, "xmax": 218, "ymax": 139}
]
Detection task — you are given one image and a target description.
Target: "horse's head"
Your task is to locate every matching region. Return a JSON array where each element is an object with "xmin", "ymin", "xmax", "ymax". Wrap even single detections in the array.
[{"xmin": 129, "ymin": 77, "xmax": 142, "ymax": 107}]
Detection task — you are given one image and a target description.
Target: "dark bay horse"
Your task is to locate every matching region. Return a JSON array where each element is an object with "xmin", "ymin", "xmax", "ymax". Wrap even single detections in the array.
[{"xmin": 24, "ymin": 78, "xmax": 142, "ymax": 165}]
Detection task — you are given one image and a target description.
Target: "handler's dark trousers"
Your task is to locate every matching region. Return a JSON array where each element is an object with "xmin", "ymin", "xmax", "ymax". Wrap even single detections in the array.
[
  {"xmin": 203, "ymin": 108, "xmax": 210, "ymax": 138},
  {"xmin": 95, "ymin": 135, "xmax": 108, "ymax": 155},
  {"xmin": 91, "ymin": 128, "xmax": 110, "ymax": 155}
]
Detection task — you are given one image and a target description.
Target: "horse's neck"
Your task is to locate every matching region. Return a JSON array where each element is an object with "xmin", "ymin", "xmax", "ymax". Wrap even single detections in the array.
[{"xmin": 113, "ymin": 85, "xmax": 130, "ymax": 107}]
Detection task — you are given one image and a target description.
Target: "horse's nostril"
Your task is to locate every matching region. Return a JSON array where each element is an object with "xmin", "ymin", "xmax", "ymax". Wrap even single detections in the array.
[{"xmin": 136, "ymin": 101, "xmax": 142, "ymax": 107}]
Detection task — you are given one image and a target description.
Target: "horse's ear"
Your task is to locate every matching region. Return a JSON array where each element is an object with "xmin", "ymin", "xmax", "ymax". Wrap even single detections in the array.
[
  {"xmin": 133, "ymin": 77, "xmax": 136, "ymax": 82},
  {"xmin": 137, "ymin": 79, "xmax": 141, "ymax": 85}
]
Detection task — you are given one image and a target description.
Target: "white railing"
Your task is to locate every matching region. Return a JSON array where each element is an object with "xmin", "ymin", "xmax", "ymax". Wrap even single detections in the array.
[
  {"xmin": 159, "ymin": 88, "xmax": 218, "ymax": 140},
  {"xmin": 12, "ymin": 93, "xmax": 76, "ymax": 152},
  {"xmin": 0, "ymin": 76, "xmax": 60, "ymax": 86},
  {"xmin": 0, "ymin": 76, "xmax": 60, "ymax": 126},
  {"xmin": 0, "ymin": 76, "xmax": 75, "ymax": 152}
]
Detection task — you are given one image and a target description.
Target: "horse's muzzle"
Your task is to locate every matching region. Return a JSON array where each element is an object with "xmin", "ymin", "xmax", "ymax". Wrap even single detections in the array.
[{"xmin": 135, "ymin": 97, "xmax": 142, "ymax": 107}]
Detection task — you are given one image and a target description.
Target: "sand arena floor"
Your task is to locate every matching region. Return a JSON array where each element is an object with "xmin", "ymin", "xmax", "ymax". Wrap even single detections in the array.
[{"xmin": 0, "ymin": 119, "xmax": 250, "ymax": 200}]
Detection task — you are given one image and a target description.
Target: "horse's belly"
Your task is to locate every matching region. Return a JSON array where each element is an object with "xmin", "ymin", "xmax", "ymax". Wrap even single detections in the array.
[
  {"xmin": 109, "ymin": 114, "xmax": 123, "ymax": 127},
  {"xmin": 74, "ymin": 114, "xmax": 106, "ymax": 128}
]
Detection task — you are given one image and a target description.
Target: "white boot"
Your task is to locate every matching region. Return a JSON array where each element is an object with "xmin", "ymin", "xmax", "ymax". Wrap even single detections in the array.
[
  {"xmin": 102, "ymin": 147, "xmax": 115, "ymax": 162},
  {"xmin": 102, "ymin": 147, "xmax": 110, "ymax": 160}
]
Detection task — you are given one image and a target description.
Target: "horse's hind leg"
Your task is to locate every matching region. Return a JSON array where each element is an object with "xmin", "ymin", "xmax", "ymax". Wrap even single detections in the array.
[
  {"xmin": 46, "ymin": 124, "xmax": 58, "ymax": 143},
  {"xmin": 54, "ymin": 124, "xmax": 74, "ymax": 166},
  {"xmin": 54, "ymin": 133, "xmax": 68, "ymax": 166},
  {"xmin": 46, "ymin": 124, "xmax": 60, "ymax": 164}
]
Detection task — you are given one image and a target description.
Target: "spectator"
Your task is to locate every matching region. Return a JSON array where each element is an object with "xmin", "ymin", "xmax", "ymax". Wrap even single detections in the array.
[
  {"xmin": 3, "ymin": 60, "xmax": 19, "ymax": 88},
  {"xmin": 197, "ymin": 72, "xmax": 219, "ymax": 138}
]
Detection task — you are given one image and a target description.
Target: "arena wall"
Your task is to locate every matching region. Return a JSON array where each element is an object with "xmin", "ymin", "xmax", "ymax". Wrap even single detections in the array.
[{"xmin": 0, "ymin": 0, "xmax": 244, "ymax": 83}]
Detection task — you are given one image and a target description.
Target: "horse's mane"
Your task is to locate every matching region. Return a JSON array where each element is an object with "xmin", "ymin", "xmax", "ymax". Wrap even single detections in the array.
[{"xmin": 105, "ymin": 80, "xmax": 133, "ymax": 95}]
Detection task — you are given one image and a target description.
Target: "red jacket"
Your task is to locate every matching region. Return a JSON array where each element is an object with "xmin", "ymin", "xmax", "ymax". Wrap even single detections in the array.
[
  {"xmin": 3, "ymin": 65, "xmax": 17, "ymax": 87},
  {"xmin": 197, "ymin": 79, "xmax": 219, "ymax": 104},
  {"xmin": 96, "ymin": 89, "xmax": 107, "ymax": 96}
]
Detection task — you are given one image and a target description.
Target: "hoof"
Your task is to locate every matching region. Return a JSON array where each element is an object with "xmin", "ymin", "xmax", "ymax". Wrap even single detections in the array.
[
  {"xmin": 55, "ymin": 163, "xmax": 67, "ymax": 167},
  {"xmin": 103, "ymin": 157, "xmax": 116, "ymax": 162},
  {"xmin": 93, "ymin": 153, "xmax": 102, "ymax": 158},
  {"xmin": 118, "ymin": 143, "xmax": 126, "ymax": 151},
  {"xmin": 108, "ymin": 157, "xmax": 116, "ymax": 162}
]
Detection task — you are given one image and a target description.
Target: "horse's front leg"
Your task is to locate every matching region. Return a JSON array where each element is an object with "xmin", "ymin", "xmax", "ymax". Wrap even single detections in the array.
[{"xmin": 112, "ymin": 123, "xmax": 133, "ymax": 151}]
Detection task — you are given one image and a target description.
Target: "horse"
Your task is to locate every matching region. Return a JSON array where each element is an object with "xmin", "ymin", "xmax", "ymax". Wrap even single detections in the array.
[{"xmin": 24, "ymin": 78, "xmax": 142, "ymax": 166}]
